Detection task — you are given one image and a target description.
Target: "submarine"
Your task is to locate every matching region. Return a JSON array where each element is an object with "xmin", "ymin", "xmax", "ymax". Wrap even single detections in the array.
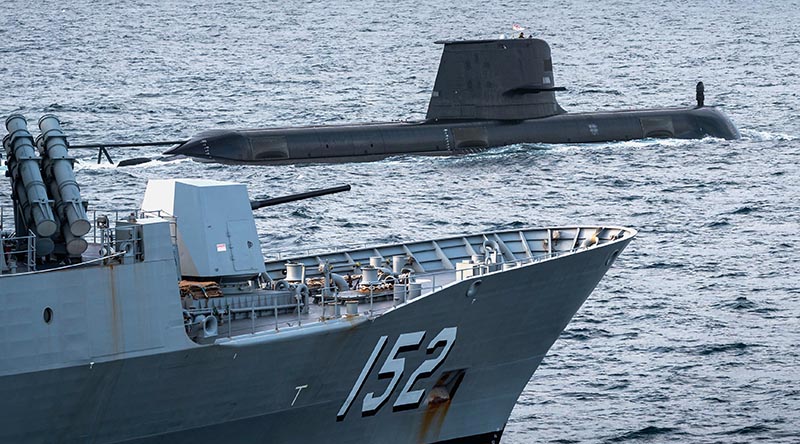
[{"xmin": 165, "ymin": 38, "xmax": 740, "ymax": 164}]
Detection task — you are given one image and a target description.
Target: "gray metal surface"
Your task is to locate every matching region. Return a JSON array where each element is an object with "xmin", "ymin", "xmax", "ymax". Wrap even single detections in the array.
[
  {"xmin": 167, "ymin": 106, "xmax": 739, "ymax": 164},
  {"xmin": 426, "ymin": 39, "xmax": 565, "ymax": 121},
  {"xmin": 37, "ymin": 115, "xmax": 91, "ymax": 239},
  {"xmin": 3, "ymin": 114, "xmax": 58, "ymax": 238},
  {"xmin": 0, "ymin": 216, "xmax": 634, "ymax": 443},
  {"xmin": 140, "ymin": 179, "xmax": 266, "ymax": 279},
  {"xmin": 0, "ymin": 128, "xmax": 636, "ymax": 443}
]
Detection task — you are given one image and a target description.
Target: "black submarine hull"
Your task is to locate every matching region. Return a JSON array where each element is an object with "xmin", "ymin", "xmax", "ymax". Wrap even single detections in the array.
[{"xmin": 166, "ymin": 106, "xmax": 739, "ymax": 164}]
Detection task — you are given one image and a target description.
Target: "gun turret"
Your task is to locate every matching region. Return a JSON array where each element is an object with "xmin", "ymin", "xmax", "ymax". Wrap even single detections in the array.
[{"xmin": 142, "ymin": 180, "xmax": 351, "ymax": 281}]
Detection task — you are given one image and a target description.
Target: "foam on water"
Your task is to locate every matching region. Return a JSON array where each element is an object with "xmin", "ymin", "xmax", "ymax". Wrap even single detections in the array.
[{"xmin": 739, "ymin": 129, "xmax": 799, "ymax": 142}]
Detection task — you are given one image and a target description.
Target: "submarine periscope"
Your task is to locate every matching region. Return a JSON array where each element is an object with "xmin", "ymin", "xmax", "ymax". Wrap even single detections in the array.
[{"xmin": 165, "ymin": 38, "xmax": 740, "ymax": 165}]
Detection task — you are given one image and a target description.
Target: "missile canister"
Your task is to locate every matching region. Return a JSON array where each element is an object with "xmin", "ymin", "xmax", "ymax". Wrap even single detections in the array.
[
  {"xmin": 38, "ymin": 114, "xmax": 91, "ymax": 237},
  {"xmin": 4, "ymin": 115, "xmax": 58, "ymax": 238},
  {"xmin": 12, "ymin": 178, "xmax": 56, "ymax": 256}
]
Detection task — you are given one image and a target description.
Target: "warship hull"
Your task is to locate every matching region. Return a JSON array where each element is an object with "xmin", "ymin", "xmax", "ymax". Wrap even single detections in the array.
[
  {"xmin": 0, "ymin": 227, "xmax": 633, "ymax": 444},
  {"xmin": 1, "ymin": 128, "xmax": 636, "ymax": 443}
]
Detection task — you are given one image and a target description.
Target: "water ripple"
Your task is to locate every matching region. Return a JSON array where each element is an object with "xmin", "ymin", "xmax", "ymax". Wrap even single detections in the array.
[{"xmin": 2, "ymin": 1, "xmax": 799, "ymax": 443}]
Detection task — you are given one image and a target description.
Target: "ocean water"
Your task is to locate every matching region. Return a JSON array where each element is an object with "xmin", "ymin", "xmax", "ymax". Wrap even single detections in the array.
[{"xmin": 2, "ymin": 1, "xmax": 799, "ymax": 443}]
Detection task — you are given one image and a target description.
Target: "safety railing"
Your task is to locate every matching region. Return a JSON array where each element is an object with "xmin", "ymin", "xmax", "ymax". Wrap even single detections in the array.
[
  {"xmin": 0, "ymin": 205, "xmax": 171, "ymax": 277},
  {"xmin": 388, "ymin": 249, "xmax": 576, "ymax": 301},
  {"xmin": 180, "ymin": 248, "xmax": 582, "ymax": 341},
  {"xmin": 0, "ymin": 230, "xmax": 37, "ymax": 274},
  {"xmin": 183, "ymin": 288, "xmax": 306, "ymax": 340},
  {"xmin": 89, "ymin": 208, "xmax": 176, "ymax": 244},
  {"xmin": 266, "ymin": 242, "xmax": 377, "ymax": 262}
]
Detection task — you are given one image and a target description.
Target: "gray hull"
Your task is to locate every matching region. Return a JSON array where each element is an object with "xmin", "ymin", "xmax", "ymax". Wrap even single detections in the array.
[
  {"xmin": 167, "ymin": 107, "xmax": 739, "ymax": 165},
  {"xmin": 0, "ymin": 231, "xmax": 632, "ymax": 443},
  {"xmin": 164, "ymin": 37, "xmax": 738, "ymax": 165}
]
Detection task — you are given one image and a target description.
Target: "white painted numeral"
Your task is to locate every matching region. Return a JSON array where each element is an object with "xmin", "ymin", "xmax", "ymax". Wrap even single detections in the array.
[
  {"xmin": 393, "ymin": 327, "xmax": 457, "ymax": 409},
  {"xmin": 362, "ymin": 331, "xmax": 425, "ymax": 415},
  {"xmin": 337, "ymin": 335, "xmax": 387, "ymax": 421},
  {"xmin": 337, "ymin": 327, "xmax": 458, "ymax": 420}
]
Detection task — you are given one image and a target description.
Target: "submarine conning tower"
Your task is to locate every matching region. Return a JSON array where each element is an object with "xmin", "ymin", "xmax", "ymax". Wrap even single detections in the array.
[{"xmin": 426, "ymin": 38, "xmax": 566, "ymax": 121}]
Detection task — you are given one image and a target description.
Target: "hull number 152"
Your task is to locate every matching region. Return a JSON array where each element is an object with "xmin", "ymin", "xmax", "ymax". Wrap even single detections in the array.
[{"xmin": 337, "ymin": 326, "xmax": 457, "ymax": 420}]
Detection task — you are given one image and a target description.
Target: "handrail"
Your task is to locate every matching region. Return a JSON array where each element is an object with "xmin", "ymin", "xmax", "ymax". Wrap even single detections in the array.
[
  {"xmin": 183, "ymin": 288, "xmax": 304, "ymax": 339},
  {"xmin": 1, "ymin": 206, "xmax": 173, "ymax": 278},
  {"xmin": 264, "ymin": 226, "xmax": 629, "ymax": 262},
  {"xmin": 0, "ymin": 230, "xmax": 37, "ymax": 273},
  {"xmin": 0, "ymin": 251, "xmax": 126, "ymax": 278},
  {"xmin": 179, "ymin": 245, "xmax": 594, "ymax": 341},
  {"xmin": 405, "ymin": 250, "xmax": 573, "ymax": 300}
]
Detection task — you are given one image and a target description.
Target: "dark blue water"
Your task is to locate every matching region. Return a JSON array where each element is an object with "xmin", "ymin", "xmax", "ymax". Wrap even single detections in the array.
[{"xmin": 2, "ymin": 1, "xmax": 799, "ymax": 442}]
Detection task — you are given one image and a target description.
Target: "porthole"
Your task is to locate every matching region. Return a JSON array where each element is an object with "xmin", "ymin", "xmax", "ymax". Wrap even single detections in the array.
[{"xmin": 43, "ymin": 307, "xmax": 53, "ymax": 324}]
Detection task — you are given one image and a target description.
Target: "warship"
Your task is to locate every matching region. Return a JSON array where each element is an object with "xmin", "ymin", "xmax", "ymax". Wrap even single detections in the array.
[
  {"xmin": 1, "ymin": 114, "xmax": 636, "ymax": 443},
  {"xmin": 161, "ymin": 38, "xmax": 739, "ymax": 165}
]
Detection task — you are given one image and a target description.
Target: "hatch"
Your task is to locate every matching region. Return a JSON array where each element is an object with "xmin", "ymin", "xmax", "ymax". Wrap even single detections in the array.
[
  {"xmin": 227, "ymin": 219, "xmax": 258, "ymax": 272},
  {"xmin": 640, "ymin": 116, "xmax": 675, "ymax": 138},
  {"xmin": 452, "ymin": 127, "xmax": 489, "ymax": 149}
]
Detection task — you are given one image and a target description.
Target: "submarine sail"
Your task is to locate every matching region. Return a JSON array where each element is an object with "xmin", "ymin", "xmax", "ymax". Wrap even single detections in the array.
[{"xmin": 426, "ymin": 38, "xmax": 565, "ymax": 121}]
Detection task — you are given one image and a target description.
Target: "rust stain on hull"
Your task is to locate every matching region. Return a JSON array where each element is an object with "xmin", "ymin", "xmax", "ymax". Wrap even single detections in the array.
[
  {"xmin": 419, "ymin": 394, "xmax": 451, "ymax": 444},
  {"xmin": 418, "ymin": 369, "xmax": 466, "ymax": 443}
]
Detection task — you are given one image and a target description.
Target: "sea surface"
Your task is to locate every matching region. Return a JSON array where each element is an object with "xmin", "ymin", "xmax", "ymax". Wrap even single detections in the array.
[{"xmin": 2, "ymin": 1, "xmax": 799, "ymax": 442}]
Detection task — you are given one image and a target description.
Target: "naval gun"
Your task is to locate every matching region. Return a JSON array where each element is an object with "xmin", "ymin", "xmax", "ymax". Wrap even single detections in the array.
[
  {"xmin": 250, "ymin": 184, "xmax": 351, "ymax": 210},
  {"xmin": 140, "ymin": 179, "xmax": 350, "ymax": 340},
  {"xmin": 141, "ymin": 180, "xmax": 351, "ymax": 282}
]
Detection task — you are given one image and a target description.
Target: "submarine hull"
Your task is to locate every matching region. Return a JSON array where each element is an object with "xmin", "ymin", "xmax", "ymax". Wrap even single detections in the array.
[{"xmin": 167, "ymin": 106, "xmax": 739, "ymax": 164}]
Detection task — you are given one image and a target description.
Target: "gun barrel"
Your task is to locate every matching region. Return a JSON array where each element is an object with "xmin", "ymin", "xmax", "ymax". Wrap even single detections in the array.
[{"xmin": 250, "ymin": 185, "xmax": 351, "ymax": 210}]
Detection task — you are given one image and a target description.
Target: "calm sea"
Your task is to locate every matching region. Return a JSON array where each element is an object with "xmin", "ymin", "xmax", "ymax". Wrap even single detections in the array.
[{"xmin": 2, "ymin": 0, "xmax": 798, "ymax": 442}]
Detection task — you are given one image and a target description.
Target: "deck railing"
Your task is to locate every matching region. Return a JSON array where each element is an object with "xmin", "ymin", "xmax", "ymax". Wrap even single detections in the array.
[
  {"xmin": 0, "ymin": 229, "xmax": 37, "ymax": 274},
  {"xmin": 0, "ymin": 205, "xmax": 175, "ymax": 276},
  {"xmin": 188, "ymin": 248, "xmax": 578, "ymax": 342}
]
